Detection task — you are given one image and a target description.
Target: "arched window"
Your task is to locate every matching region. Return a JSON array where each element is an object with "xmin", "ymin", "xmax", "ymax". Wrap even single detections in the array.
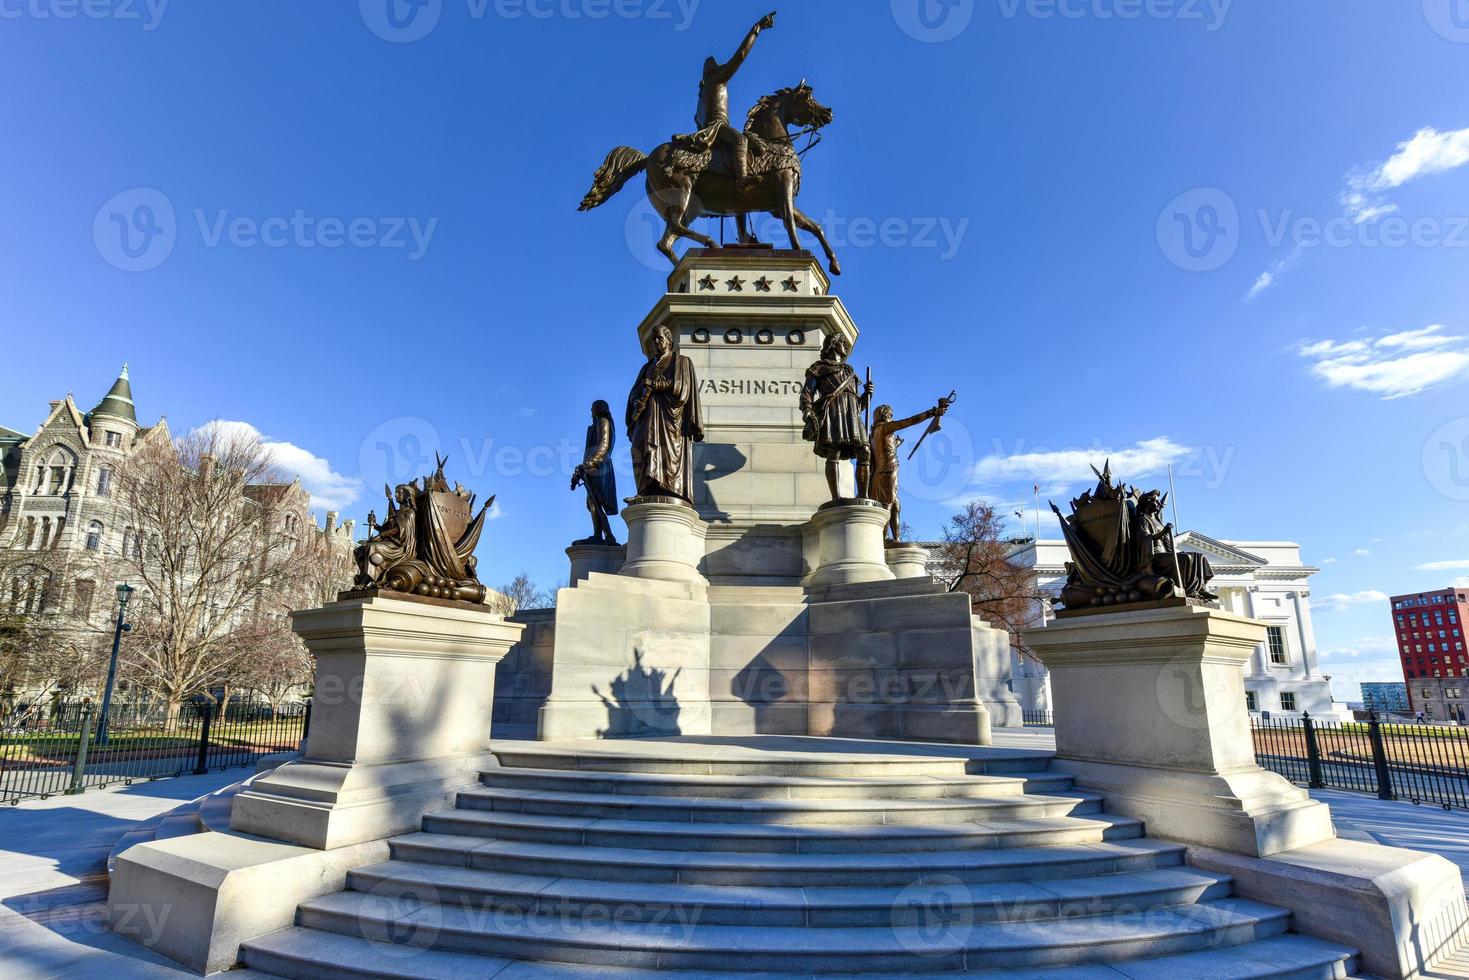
[
  {"xmin": 41, "ymin": 445, "xmax": 78, "ymax": 496},
  {"xmin": 96, "ymin": 468, "xmax": 112, "ymax": 496},
  {"xmin": 86, "ymin": 521, "xmax": 103, "ymax": 551}
]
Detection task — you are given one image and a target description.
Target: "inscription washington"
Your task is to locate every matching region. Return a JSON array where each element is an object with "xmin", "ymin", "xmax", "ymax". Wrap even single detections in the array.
[{"xmin": 699, "ymin": 378, "xmax": 804, "ymax": 397}]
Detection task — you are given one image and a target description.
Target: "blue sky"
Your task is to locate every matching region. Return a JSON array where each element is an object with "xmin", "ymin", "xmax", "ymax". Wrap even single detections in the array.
[{"xmin": 3, "ymin": 1, "xmax": 1468, "ymax": 698}]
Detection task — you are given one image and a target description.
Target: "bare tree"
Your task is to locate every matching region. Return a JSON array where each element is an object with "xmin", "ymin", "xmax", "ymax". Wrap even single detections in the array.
[
  {"xmin": 110, "ymin": 424, "xmax": 314, "ymax": 722},
  {"xmin": 937, "ymin": 501, "xmax": 1047, "ymax": 653},
  {"xmin": 492, "ymin": 572, "xmax": 558, "ymax": 614}
]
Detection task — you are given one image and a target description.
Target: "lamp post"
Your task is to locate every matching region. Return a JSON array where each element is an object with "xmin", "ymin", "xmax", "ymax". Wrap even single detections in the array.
[{"xmin": 96, "ymin": 582, "xmax": 134, "ymax": 745}]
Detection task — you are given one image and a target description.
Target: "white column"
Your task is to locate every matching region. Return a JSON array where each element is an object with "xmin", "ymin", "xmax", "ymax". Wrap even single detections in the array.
[{"xmin": 1293, "ymin": 590, "xmax": 1317, "ymax": 679}]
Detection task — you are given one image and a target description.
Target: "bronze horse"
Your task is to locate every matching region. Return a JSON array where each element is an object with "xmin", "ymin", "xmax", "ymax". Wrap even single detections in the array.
[{"xmin": 579, "ymin": 84, "xmax": 842, "ymax": 276}]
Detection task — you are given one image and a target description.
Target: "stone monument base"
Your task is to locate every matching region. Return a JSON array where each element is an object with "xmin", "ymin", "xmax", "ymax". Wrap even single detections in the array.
[
  {"xmin": 801, "ymin": 499, "xmax": 895, "ymax": 587},
  {"xmin": 1026, "ymin": 603, "xmax": 1469, "ymax": 979},
  {"xmin": 620, "ymin": 499, "xmax": 709, "ymax": 584},
  {"xmin": 566, "ymin": 541, "xmax": 625, "ymax": 584},
  {"xmin": 884, "ymin": 541, "xmax": 931, "ymax": 579}
]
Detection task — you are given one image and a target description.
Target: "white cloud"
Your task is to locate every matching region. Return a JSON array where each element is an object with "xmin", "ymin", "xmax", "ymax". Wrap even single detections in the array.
[
  {"xmin": 1320, "ymin": 557, "xmax": 1338, "ymax": 565},
  {"xmin": 1416, "ymin": 560, "xmax": 1469, "ymax": 572},
  {"xmin": 195, "ymin": 420, "xmax": 363, "ymax": 513},
  {"xmin": 1245, "ymin": 246, "xmax": 1304, "ymax": 302},
  {"xmin": 1352, "ymin": 548, "xmax": 1372, "ymax": 557},
  {"xmin": 972, "ymin": 437, "xmax": 1190, "ymax": 488},
  {"xmin": 516, "ymin": 407, "xmax": 537, "ymax": 418},
  {"xmin": 1295, "ymin": 324, "xmax": 1469, "ymax": 399},
  {"xmin": 1311, "ymin": 589, "xmax": 1389, "ymax": 612},
  {"xmin": 1343, "ymin": 126, "xmax": 1469, "ymax": 222}
]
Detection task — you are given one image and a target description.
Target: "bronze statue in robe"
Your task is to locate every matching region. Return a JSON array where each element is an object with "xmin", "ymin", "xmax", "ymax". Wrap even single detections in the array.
[
  {"xmin": 626, "ymin": 325, "xmax": 704, "ymax": 504},
  {"xmin": 800, "ymin": 334, "xmax": 873, "ymax": 500},
  {"xmin": 869, "ymin": 397, "xmax": 950, "ymax": 542},
  {"xmin": 571, "ymin": 399, "xmax": 619, "ymax": 545}
]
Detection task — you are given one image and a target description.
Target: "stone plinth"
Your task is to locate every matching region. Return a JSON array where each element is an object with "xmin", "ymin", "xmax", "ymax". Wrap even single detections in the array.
[
  {"xmin": 884, "ymin": 543, "xmax": 931, "ymax": 579},
  {"xmin": 620, "ymin": 500, "xmax": 709, "ymax": 584},
  {"xmin": 1025, "ymin": 604, "xmax": 1333, "ymax": 858},
  {"xmin": 802, "ymin": 500, "xmax": 896, "ymax": 588},
  {"xmin": 567, "ymin": 541, "xmax": 625, "ymax": 584},
  {"xmin": 230, "ymin": 595, "xmax": 524, "ymax": 850},
  {"xmin": 639, "ymin": 249, "xmax": 860, "ymax": 584}
]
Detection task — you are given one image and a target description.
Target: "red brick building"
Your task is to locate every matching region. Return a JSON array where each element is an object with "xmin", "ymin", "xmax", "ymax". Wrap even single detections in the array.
[{"xmin": 1391, "ymin": 587, "xmax": 1469, "ymax": 721}]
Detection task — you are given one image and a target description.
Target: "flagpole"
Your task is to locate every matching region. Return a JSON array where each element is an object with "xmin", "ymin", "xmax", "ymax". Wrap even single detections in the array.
[
  {"xmin": 1167, "ymin": 464, "xmax": 1181, "ymax": 531},
  {"xmin": 1033, "ymin": 483, "xmax": 1041, "ymax": 542}
]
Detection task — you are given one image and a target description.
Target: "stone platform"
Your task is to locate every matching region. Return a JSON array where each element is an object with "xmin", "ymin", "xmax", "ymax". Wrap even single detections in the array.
[{"xmin": 235, "ymin": 735, "xmax": 1364, "ymax": 978}]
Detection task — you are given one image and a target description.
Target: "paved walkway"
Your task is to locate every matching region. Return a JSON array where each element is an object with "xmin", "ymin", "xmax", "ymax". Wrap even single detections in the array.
[
  {"xmin": 2, "ymin": 746, "xmax": 1469, "ymax": 977},
  {"xmin": 0, "ymin": 769, "xmax": 241, "ymax": 978}
]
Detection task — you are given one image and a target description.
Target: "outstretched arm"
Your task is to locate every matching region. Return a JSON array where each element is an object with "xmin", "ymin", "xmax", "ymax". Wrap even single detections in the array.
[
  {"xmin": 887, "ymin": 407, "xmax": 939, "ymax": 433},
  {"xmin": 718, "ymin": 11, "xmax": 775, "ymax": 80}
]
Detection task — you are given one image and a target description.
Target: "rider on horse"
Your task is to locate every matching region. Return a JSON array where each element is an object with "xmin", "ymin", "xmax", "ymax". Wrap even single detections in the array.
[{"xmin": 695, "ymin": 12, "xmax": 776, "ymax": 193}]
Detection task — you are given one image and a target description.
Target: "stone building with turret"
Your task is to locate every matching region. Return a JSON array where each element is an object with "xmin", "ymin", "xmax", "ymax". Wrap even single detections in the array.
[{"xmin": 0, "ymin": 366, "xmax": 355, "ymax": 704}]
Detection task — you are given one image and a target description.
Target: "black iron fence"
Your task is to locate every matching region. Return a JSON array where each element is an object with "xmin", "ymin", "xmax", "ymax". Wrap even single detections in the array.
[
  {"xmin": 1253, "ymin": 712, "xmax": 1469, "ymax": 811},
  {"xmin": 0, "ymin": 698, "xmax": 309, "ymax": 805},
  {"xmin": 1022, "ymin": 710, "xmax": 1054, "ymax": 727}
]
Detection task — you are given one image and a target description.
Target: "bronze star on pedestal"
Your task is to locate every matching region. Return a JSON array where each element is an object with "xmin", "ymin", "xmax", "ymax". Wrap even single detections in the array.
[
  {"xmin": 726, "ymin": 275, "xmax": 746, "ymax": 292},
  {"xmin": 754, "ymin": 276, "xmax": 773, "ymax": 292},
  {"xmin": 698, "ymin": 274, "xmax": 718, "ymax": 291},
  {"xmin": 781, "ymin": 276, "xmax": 800, "ymax": 292}
]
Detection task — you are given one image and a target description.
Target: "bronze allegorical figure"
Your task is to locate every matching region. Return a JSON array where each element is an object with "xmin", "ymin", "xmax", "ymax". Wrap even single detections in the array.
[
  {"xmin": 353, "ymin": 455, "xmax": 493, "ymax": 604},
  {"xmin": 1051, "ymin": 462, "xmax": 1218, "ymax": 612},
  {"xmin": 800, "ymin": 334, "xmax": 874, "ymax": 501},
  {"xmin": 869, "ymin": 393, "xmax": 954, "ymax": 542},
  {"xmin": 626, "ymin": 325, "xmax": 705, "ymax": 505},
  {"xmin": 571, "ymin": 399, "xmax": 620, "ymax": 545},
  {"xmin": 578, "ymin": 11, "xmax": 845, "ymax": 276}
]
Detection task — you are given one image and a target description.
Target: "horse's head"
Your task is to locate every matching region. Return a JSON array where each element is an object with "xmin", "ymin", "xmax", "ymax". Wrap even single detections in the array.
[
  {"xmin": 746, "ymin": 81, "xmax": 834, "ymax": 135},
  {"xmin": 784, "ymin": 80, "xmax": 834, "ymax": 130}
]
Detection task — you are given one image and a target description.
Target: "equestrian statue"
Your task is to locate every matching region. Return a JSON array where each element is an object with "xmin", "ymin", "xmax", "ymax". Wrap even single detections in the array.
[{"xmin": 577, "ymin": 12, "xmax": 844, "ymax": 276}]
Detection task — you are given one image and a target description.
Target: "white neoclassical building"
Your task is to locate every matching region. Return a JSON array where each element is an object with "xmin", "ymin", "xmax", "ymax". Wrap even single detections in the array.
[{"xmin": 1006, "ymin": 533, "xmax": 1351, "ymax": 721}]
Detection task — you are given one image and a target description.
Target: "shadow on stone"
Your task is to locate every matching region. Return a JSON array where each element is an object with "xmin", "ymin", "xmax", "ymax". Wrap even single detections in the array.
[{"xmin": 594, "ymin": 648, "xmax": 683, "ymax": 738}]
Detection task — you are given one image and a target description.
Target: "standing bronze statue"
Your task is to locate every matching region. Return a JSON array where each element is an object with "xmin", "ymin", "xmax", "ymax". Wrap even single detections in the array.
[
  {"xmin": 578, "ymin": 12, "xmax": 845, "ymax": 276},
  {"xmin": 571, "ymin": 399, "xmax": 619, "ymax": 545},
  {"xmin": 353, "ymin": 455, "xmax": 492, "ymax": 604},
  {"xmin": 800, "ymin": 334, "xmax": 874, "ymax": 501},
  {"xmin": 869, "ymin": 393, "xmax": 954, "ymax": 542},
  {"xmin": 1050, "ymin": 462, "xmax": 1218, "ymax": 611},
  {"xmin": 627, "ymin": 325, "xmax": 705, "ymax": 504}
]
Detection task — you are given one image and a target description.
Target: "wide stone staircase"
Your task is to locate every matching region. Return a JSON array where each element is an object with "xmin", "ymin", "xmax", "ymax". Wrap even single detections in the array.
[{"xmin": 238, "ymin": 738, "xmax": 1359, "ymax": 978}]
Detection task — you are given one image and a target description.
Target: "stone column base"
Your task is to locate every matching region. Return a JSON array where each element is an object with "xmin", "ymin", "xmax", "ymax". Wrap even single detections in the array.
[
  {"xmin": 230, "ymin": 753, "xmax": 495, "ymax": 851},
  {"xmin": 884, "ymin": 542, "xmax": 931, "ymax": 579},
  {"xmin": 803, "ymin": 500, "xmax": 896, "ymax": 587},
  {"xmin": 229, "ymin": 595, "xmax": 523, "ymax": 850},
  {"xmin": 567, "ymin": 541, "xmax": 625, "ymax": 585},
  {"xmin": 1052, "ymin": 758, "xmax": 1335, "ymax": 858},
  {"xmin": 1026, "ymin": 604, "xmax": 1334, "ymax": 858},
  {"xmin": 621, "ymin": 500, "xmax": 709, "ymax": 584}
]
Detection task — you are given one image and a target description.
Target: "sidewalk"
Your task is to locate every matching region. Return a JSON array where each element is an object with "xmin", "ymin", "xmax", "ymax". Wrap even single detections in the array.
[
  {"xmin": 0, "ymin": 770, "xmax": 242, "ymax": 978},
  {"xmin": 2, "ymin": 747, "xmax": 1469, "ymax": 978}
]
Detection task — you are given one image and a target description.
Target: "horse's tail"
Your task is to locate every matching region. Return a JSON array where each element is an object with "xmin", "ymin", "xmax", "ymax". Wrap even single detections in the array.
[{"xmin": 578, "ymin": 147, "xmax": 647, "ymax": 211}]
